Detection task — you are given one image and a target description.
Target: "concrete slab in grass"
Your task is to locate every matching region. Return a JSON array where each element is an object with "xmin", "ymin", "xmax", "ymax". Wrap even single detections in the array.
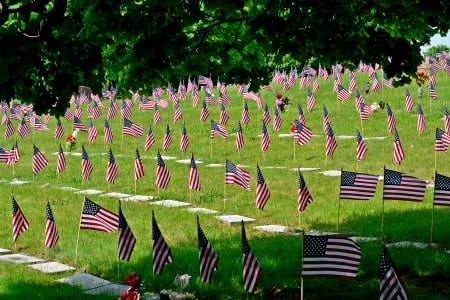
[
  {"xmin": 176, "ymin": 159, "xmax": 203, "ymax": 164},
  {"xmin": 9, "ymin": 180, "xmax": 30, "ymax": 185},
  {"xmin": 150, "ymin": 200, "xmax": 192, "ymax": 208},
  {"xmin": 83, "ymin": 283, "xmax": 130, "ymax": 296},
  {"xmin": 122, "ymin": 195, "xmax": 156, "ymax": 202},
  {"xmin": 57, "ymin": 273, "xmax": 111, "ymax": 290},
  {"xmin": 0, "ymin": 248, "xmax": 12, "ymax": 255},
  {"xmin": 320, "ymin": 170, "xmax": 341, "ymax": 177},
  {"xmin": 185, "ymin": 207, "xmax": 218, "ymax": 214},
  {"xmin": 386, "ymin": 241, "xmax": 429, "ymax": 249},
  {"xmin": 101, "ymin": 192, "xmax": 132, "ymax": 198},
  {"xmin": 253, "ymin": 224, "xmax": 298, "ymax": 234},
  {"xmin": 215, "ymin": 214, "xmax": 255, "ymax": 226},
  {"xmin": 29, "ymin": 261, "xmax": 76, "ymax": 274},
  {"xmin": 0, "ymin": 254, "xmax": 45, "ymax": 264},
  {"xmin": 57, "ymin": 186, "xmax": 80, "ymax": 191},
  {"xmin": 74, "ymin": 189, "xmax": 104, "ymax": 195},
  {"xmin": 206, "ymin": 163, "xmax": 223, "ymax": 168}
]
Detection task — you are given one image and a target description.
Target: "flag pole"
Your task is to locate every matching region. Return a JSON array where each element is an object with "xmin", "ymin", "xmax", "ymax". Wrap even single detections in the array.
[
  {"xmin": 75, "ymin": 196, "xmax": 85, "ymax": 267},
  {"xmin": 210, "ymin": 138, "xmax": 213, "ymax": 159},
  {"xmin": 134, "ymin": 179, "xmax": 137, "ymax": 195},
  {"xmin": 337, "ymin": 197, "xmax": 341, "ymax": 233}
]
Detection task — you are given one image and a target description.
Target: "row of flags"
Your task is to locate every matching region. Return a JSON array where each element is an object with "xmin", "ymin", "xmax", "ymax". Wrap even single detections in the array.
[{"xmin": 11, "ymin": 195, "xmax": 407, "ymax": 297}]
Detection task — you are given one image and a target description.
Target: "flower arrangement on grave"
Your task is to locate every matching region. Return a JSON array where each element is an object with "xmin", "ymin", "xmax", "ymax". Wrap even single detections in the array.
[
  {"xmin": 66, "ymin": 129, "xmax": 79, "ymax": 152},
  {"xmin": 159, "ymin": 274, "xmax": 195, "ymax": 300}
]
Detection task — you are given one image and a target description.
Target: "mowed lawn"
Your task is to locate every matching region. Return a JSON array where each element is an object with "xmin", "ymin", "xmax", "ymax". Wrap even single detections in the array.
[{"xmin": 1, "ymin": 66, "xmax": 450, "ymax": 299}]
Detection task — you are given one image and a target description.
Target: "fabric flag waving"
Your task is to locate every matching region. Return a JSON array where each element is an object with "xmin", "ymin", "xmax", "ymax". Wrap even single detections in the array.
[
  {"xmin": 179, "ymin": 123, "xmax": 190, "ymax": 153},
  {"xmin": 210, "ymin": 120, "xmax": 227, "ymax": 138},
  {"xmin": 134, "ymin": 148, "xmax": 144, "ymax": 180},
  {"xmin": 80, "ymin": 197, "xmax": 119, "ymax": 232},
  {"xmin": 81, "ymin": 145, "xmax": 94, "ymax": 180},
  {"xmin": 255, "ymin": 165, "xmax": 270, "ymax": 210},
  {"xmin": 325, "ymin": 123, "xmax": 338, "ymax": 157},
  {"xmin": 339, "ymin": 170, "xmax": 378, "ymax": 200},
  {"xmin": 106, "ymin": 148, "xmax": 119, "ymax": 184},
  {"xmin": 12, "ymin": 195, "xmax": 29, "ymax": 243},
  {"xmin": 73, "ymin": 116, "xmax": 88, "ymax": 132},
  {"xmin": 122, "ymin": 118, "xmax": 144, "ymax": 139},
  {"xmin": 154, "ymin": 104, "xmax": 161, "ymax": 125},
  {"xmin": 444, "ymin": 105, "xmax": 450, "ymax": 134},
  {"xmin": 56, "ymin": 143, "xmax": 66, "ymax": 175},
  {"xmin": 241, "ymin": 101, "xmax": 250, "ymax": 125},
  {"xmin": 118, "ymin": 202, "xmax": 136, "ymax": 261},
  {"xmin": 393, "ymin": 128, "xmax": 404, "ymax": 165},
  {"xmin": 4, "ymin": 117, "xmax": 15, "ymax": 139},
  {"xmin": 156, "ymin": 150, "xmax": 171, "ymax": 189},
  {"xmin": 7, "ymin": 141, "xmax": 19, "ymax": 166},
  {"xmin": 386, "ymin": 104, "xmax": 397, "ymax": 134},
  {"xmin": 88, "ymin": 119, "xmax": 98, "ymax": 144},
  {"xmin": 416, "ymin": 104, "xmax": 426, "ymax": 133},
  {"xmin": 197, "ymin": 216, "xmax": 219, "ymax": 283},
  {"xmin": 302, "ymin": 235, "xmax": 361, "ymax": 279},
  {"xmin": 241, "ymin": 221, "xmax": 262, "ymax": 294},
  {"xmin": 54, "ymin": 118, "xmax": 65, "ymax": 139},
  {"xmin": 297, "ymin": 169, "xmax": 313, "ymax": 213},
  {"xmin": 262, "ymin": 103, "xmax": 270, "ymax": 125},
  {"xmin": 235, "ymin": 121, "xmax": 244, "ymax": 151},
  {"xmin": 306, "ymin": 88, "xmax": 316, "ymax": 112},
  {"xmin": 298, "ymin": 103, "xmax": 306, "ymax": 124},
  {"xmin": 45, "ymin": 201, "xmax": 59, "ymax": 249},
  {"xmin": 433, "ymin": 172, "xmax": 450, "ymax": 206},
  {"xmin": 144, "ymin": 125, "xmax": 155, "ymax": 151},
  {"xmin": 162, "ymin": 124, "xmax": 172, "ymax": 151},
  {"xmin": 435, "ymin": 128, "xmax": 450, "ymax": 152},
  {"xmin": 152, "ymin": 211, "xmax": 174, "ymax": 274},
  {"xmin": 200, "ymin": 101, "xmax": 210, "ymax": 122},
  {"xmin": 294, "ymin": 120, "xmax": 312, "ymax": 146},
  {"xmin": 404, "ymin": 89, "xmax": 414, "ymax": 112},
  {"xmin": 104, "ymin": 119, "xmax": 113, "ymax": 144},
  {"xmin": 260, "ymin": 121, "xmax": 270, "ymax": 152},
  {"xmin": 219, "ymin": 103, "xmax": 229, "ymax": 126},
  {"xmin": 32, "ymin": 144, "xmax": 48, "ymax": 175},
  {"xmin": 380, "ymin": 245, "xmax": 407, "ymax": 300},
  {"xmin": 383, "ymin": 168, "xmax": 426, "ymax": 202},
  {"xmin": 356, "ymin": 129, "xmax": 368, "ymax": 161},
  {"xmin": 225, "ymin": 160, "xmax": 250, "ymax": 191},
  {"xmin": 273, "ymin": 106, "xmax": 282, "ymax": 131},
  {"xmin": 189, "ymin": 154, "xmax": 202, "ymax": 191},
  {"xmin": 337, "ymin": 84, "xmax": 352, "ymax": 101}
]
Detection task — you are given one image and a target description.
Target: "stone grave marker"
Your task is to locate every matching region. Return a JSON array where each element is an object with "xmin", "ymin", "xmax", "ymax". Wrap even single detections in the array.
[
  {"xmin": 0, "ymin": 253, "xmax": 45, "ymax": 264},
  {"xmin": 215, "ymin": 214, "xmax": 255, "ymax": 226},
  {"xmin": 29, "ymin": 261, "xmax": 76, "ymax": 274}
]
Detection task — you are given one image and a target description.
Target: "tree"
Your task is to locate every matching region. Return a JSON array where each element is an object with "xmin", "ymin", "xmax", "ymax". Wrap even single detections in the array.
[
  {"xmin": 1, "ymin": 0, "xmax": 450, "ymax": 116},
  {"xmin": 423, "ymin": 45, "xmax": 450, "ymax": 58}
]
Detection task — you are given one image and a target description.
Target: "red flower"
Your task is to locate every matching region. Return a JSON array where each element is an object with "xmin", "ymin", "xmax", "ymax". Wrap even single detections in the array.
[
  {"xmin": 67, "ymin": 136, "xmax": 74, "ymax": 143},
  {"xmin": 290, "ymin": 124, "xmax": 296, "ymax": 133}
]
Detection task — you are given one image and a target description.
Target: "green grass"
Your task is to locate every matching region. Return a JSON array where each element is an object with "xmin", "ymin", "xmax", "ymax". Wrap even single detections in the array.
[{"xmin": 1, "ymin": 70, "xmax": 450, "ymax": 299}]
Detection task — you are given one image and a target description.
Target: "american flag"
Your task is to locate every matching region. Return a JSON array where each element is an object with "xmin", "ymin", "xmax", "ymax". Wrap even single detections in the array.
[
  {"xmin": 380, "ymin": 245, "xmax": 407, "ymax": 300},
  {"xmin": 393, "ymin": 129, "xmax": 404, "ymax": 165},
  {"xmin": 103, "ymin": 119, "xmax": 113, "ymax": 144},
  {"xmin": 386, "ymin": 104, "xmax": 397, "ymax": 134},
  {"xmin": 262, "ymin": 103, "xmax": 270, "ymax": 125},
  {"xmin": 302, "ymin": 235, "xmax": 361, "ymax": 279},
  {"xmin": 417, "ymin": 104, "xmax": 426, "ymax": 133},
  {"xmin": 74, "ymin": 102, "xmax": 83, "ymax": 119},
  {"xmin": 205, "ymin": 88, "xmax": 216, "ymax": 106},
  {"xmin": 107, "ymin": 99, "xmax": 119, "ymax": 119},
  {"xmin": 428, "ymin": 71, "xmax": 436, "ymax": 87},
  {"xmin": 312, "ymin": 77, "xmax": 319, "ymax": 92},
  {"xmin": 219, "ymin": 103, "xmax": 229, "ymax": 126},
  {"xmin": 404, "ymin": 89, "xmax": 414, "ymax": 112},
  {"xmin": 64, "ymin": 108, "xmax": 74, "ymax": 121},
  {"xmin": 156, "ymin": 150, "xmax": 171, "ymax": 189},
  {"xmin": 139, "ymin": 97, "xmax": 154, "ymax": 111},
  {"xmin": 173, "ymin": 102, "xmax": 183, "ymax": 123},
  {"xmin": 122, "ymin": 118, "xmax": 144, "ymax": 139},
  {"xmin": 179, "ymin": 124, "xmax": 190, "ymax": 153},
  {"xmin": 383, "ymin": 168, "xmax": 426, "ymax": 201},
  {"xmin": 219, "ymin": 91, "xmax": 231, "ymax": 106},
  {"xmin": 325, "ymin": 123, "xmax": 338, "ymax": 157},
  {"xmin": 225, "ymin": 160, "xmax": 250, "ymax": 191},
  {"xmin": 210, "ymin": 120, "xmax": 227, "ymax": 138},
  {"xmin": 81, "ymin": 146, "xmax": 93, "ymax": 180},
  {"xmin": 444, "ymin": 105, "xmax": 450, "ymax": 133},
  {"xmin": 293, "ymin": 120, "xmax": 312, "ymax": 146},
  {"xmin": 73, "ymin": 116, "xmax": 88, "ymax": 132},
  {"xmin": 118, "ymin": 202, "xmax": 136, "ymax": 262},
  {"xmin": 434, "ymin": 172, "xmax": 450, "ymax": 206},
  {"xmin": 191, "ymin": 89, "xmax": 199, "ymax": 107},
  {"xmin": 306, "ymin": 88, "xmax": 316, "ymax": 111},
  {"xmin": 189, "ymin": 154, "xmax": 202, "ymax": 191},
  {"xmin": 154, "ymin": 94, "xmax": 168, "ymax": 109},
  {"xmin": 134, "ymin": 148, "xmax": 144, "ymax": 180},
  {"xmin": 260, "ymin": 121, "xmax": 270, "ymax": 152},
  {"xmin": 255, "ymin": 165, "xmax": 270, "ymax": 210},
  {"xmin": 32, "ymin": 116, "xmax": 48, "ymax": 131},
  {"xmin": 54, "ymin": 118, "xmax": 65, "ymax": 139},
  {"xmin": 235, "ymin": 121, "xmax": 244, "ymax": 151},
  {"xmin": 356, "ymin": 129, "xmax": 368, "ymax": 161},
  {"xmin": 241, "ymin": 101, "xmax": 250, "ymax": 125},
  {"xmin": 241, "ymin": 221, "xmax": 262, "ymax": 294},
  {"xmin": 0, "ymin": 145, "xmax": 9, "ymax": 163},
  {"xmin": 197, "ymin": 216, "xmax": 218, "ymax": 283},
  {"xmin": 322, "ymin": 105, "xmax": 331, "ymax": 133},
  {"xmin": 297, "ymin": 103, "xmax": 306, "ymax": 124},
  {"xmin": 371, "ymin": 76, "xmax": 382, "ymax": 92},
  {"xmin": 4, "ymin": 117, "xmax": 15, "ymax": 139},
  {"xmin": 152, "ymin": 211, "xmax": 174, "ymax": 274},
  {"xmin": 89, "ymin": 101, "xmax": 102, "ymax": 119},
  {"xmin": 18, "ymin": 117, "xmax": 32, "ymax": 139},
  {"xmin": 12, "ymin": 195, "xmax": 29, "ymax": 243},
  {"xmin": 9, "ymin": 105, "xmax": 21, "ymax": 120},
  {"xmin": 359, "ymin": 102, "xmax": 371, "ymax": 121},
  {"xmin": 200, "ymin": 100, "xmax": 210, "ymax": 122},
  {"xmin": 435, "ymin": 128, "xmax": 450, "ymax": 152},
  {"xmin": 144, "ymin": 125, "xmax": 155, "ymax": 151},
  {"xmin": 1, "ymin": 111, "xmax": 7, "ymax": 125},
  {"xmin": 297, "ymin": 169, "xmax": 313, "ymax": 212},
  {"xmin": 45, "ymin": 201, "xmax": 59, "ymax": 249},
  {"xmin": 429, "ymin": 82, "xmax": 438, "ymax": 99},
  {"xmin": 120, "ymin": 101, "xmax": 132, "ymax": 120},
  {"xmin": 56, "ymin": 143, "xmax": 66, "ymax": 175},
  {"xmin": 337, "ymin": 84, "xmax": 352, "ymax": 101},
  {"xmin": 273, "ymin": 106, "xmax": 282, "ymax": 132},
  {"xmin": 349, "ymin": 72, "xmax": 357, "ymax": 91},
  {"xmin": 7, "ymin": 141, "xmax": 19, "ymax": 166},
  {"xmin": 332, "ymin": 72, "xmax": 340, "ymax": 92},
  {"xmin": 80, "ymin": 197, "xmax": 119, "ymax": 232},
  {"xmin": 106, "ymin": 148, "xmax": 119, "ymax": 184},
  {"xmin": 88, "ymin": 119, "xmax": 98, "ymax": 144},
  {"xmin": 154, "ymin": 104, "xmax": 161, "ymax": 125},
  {"xmin": 339, "ymin": 170, "xmax": 378, "ymax": 200},
  {"xmin": 429, "ymin": 58, "xmax": 440, "ymax": 74},
  {"xmin": 382, "ymin": 73, "xmax": 393, "ymax": 88},
  {"xmin": 32, "ymin": 144, "xmax": 48, "ymax": 175},
  {"xmin": 162, "ymin": 124, "xmax": 172, "ymax": 151},
  {"xmin": 354, "ymin": 89, "xmax": 364, "ymax": 111}
]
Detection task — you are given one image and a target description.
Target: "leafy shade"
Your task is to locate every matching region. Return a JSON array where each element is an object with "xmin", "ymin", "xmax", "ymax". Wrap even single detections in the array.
[{"xmin": 1, "ymin": 0, "xmax": 449, "ymax": 115}]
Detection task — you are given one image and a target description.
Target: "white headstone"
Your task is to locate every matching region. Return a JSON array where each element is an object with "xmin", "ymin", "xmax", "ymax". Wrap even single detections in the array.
[
  {"xmin": 101, "ymin": 192, "xmax": 131, "ymax": 198},
  {"xmin": 215, "ymin": 214, "xmax": 255, "ymax": 225},
  {"xmin": 0, "ymin": 254, "xmax": 45, "ymax": 264},
  {"xmin": 253, "ymin": 224, "xmax": 297, "ymax": 233},
  {"xmin": 150, "ymin": 200, "xmax": 192, "ymax": 208},
  {"xmin": 75, "ymin": 189, "xmax": 104, "ymax": 195},
  {"xmin": 0, "ymin": 248, "xmax": 12, "ymax": 255},
  {"xmin": 29, "ymin": 261, "xmax": 76, "ymax": 274},
  {"xmin": 185, "ymin": 207, "xmax": 218, "ymax": 214},
  {"xmin": 122, "ymin": 195, "xmax": 155, "ymax": 202}
]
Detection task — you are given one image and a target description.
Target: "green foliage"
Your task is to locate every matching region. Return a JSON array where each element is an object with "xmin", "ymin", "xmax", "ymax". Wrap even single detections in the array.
[{"xmin": 423, "ymin": 45, "xmax": 450, "ymax": 58}]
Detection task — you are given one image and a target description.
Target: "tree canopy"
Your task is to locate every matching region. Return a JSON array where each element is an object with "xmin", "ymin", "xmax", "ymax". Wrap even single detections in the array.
[{"xmin": 1, "ymin": 0, "xmax": 449, "ymax": 116}]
